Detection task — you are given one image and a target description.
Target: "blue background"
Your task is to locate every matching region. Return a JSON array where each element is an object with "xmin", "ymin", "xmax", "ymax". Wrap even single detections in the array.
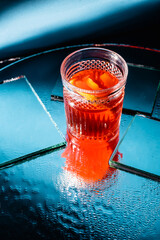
[{"xmin": 0, "ymin": 0, "xmax": 160, "ymax": 59}]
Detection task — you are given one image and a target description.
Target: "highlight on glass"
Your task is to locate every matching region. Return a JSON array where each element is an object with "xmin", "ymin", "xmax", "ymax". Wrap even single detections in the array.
[{"xmin": 60, "ymin": 47, "xmax": 128, "ymax": 182}]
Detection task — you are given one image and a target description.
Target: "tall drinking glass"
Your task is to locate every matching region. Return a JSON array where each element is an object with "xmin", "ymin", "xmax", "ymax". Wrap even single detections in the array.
[{"xmin": 61, "ymin": 47, "xmax": 128, "ymax": 182}]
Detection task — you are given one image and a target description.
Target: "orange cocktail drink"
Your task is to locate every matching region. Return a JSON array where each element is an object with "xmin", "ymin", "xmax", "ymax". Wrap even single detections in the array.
[{"xmin": 61, "ymin": 48, "xmax": 128, "ymax": 182}]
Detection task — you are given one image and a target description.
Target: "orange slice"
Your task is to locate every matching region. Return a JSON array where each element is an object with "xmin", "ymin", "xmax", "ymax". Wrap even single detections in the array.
[
  {"xmin": 69, "ymin": 77, "xmax": 98, "ymax": 101},
  {"xmin": 100, "ymin": 72, "xmax": 118, "ymax": 88},
  {"xmin": 69, "ymin": 78, "xmax": 76, "ymax": 85},
  {"xmin": 77, "ymin": 92, "xmax": 97, "ymax": 101},
  {"xmin": 86, "ymin": 77, "xmax": 101, "ymax": 90},
  {"xmin": 74, "ymin": 80, "xmax": 91, "ymax": 90}
]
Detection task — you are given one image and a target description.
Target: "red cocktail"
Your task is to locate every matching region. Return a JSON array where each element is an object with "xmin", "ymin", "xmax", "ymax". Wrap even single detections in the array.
[{"xmin": 61, "ymin": 48, "xmax": 128, "ymax": 182}]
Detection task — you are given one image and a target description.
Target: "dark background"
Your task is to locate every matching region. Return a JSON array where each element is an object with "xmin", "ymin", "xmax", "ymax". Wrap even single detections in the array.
[{"xmin": 0, "ymin": 0, "xmax": 160, "ymax": 59}]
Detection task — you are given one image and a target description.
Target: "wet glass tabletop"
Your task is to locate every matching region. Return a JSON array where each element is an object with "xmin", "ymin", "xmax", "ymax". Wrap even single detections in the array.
[
  {"xmin": 0, "ymin": 44, "xmax": 160, "ymax": 239},
  {"xmin": 0, "ymin": 148, "xmax": 160, "ymax": 239}
]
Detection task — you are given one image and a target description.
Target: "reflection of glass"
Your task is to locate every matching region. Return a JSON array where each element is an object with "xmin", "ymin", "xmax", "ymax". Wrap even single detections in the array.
[
  {"xmin": 60, "ymin": 48, "xmax": 128, "ymax": 182},
  {"xmin": 110, "ymin": 114, "xmax": 160, "ymax": 181},
  {"xmin": 62, "ymin": 133, "xmax": 120, "ymax": 183}
]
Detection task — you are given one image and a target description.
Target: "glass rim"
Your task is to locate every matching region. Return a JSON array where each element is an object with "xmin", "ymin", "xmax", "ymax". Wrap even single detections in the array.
[{"xmin": 60, "ymin": 47, "xmax": 128, "ymax": 95}]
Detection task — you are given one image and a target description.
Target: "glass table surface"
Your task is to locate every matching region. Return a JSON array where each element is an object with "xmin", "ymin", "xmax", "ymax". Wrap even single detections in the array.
[
  {"xmin": 0, "ymin": 76, "xmax": 65, "ymax": 169},
  {"xmin": 0, "ymin": 148, "xmax": 160, "ymax": 240},
  {"xmin": 0, "ymin": 44, "xmax": 160, "ymax": 239},
  {"xmin": 110, "ymin": 114, "xmax": 160, "ymax": 181}
]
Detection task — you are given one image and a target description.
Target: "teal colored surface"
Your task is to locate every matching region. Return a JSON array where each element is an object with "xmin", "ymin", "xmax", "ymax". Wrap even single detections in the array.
[
  {"xmin": 0, "ymin": 148, "xmax": 160, "ymax": 239},
  {"xmin": 152, "ymin": 87, "xmax": 160, "ymax": 119},
  {"xmin": 0, "ymin": 76, "xmax": 64, "ymax": 166},
  {"xmin": 110, "ymin": 115, "xmax": 160, "ymax": 178},
  {"xmin": 52, "ymin": 75, "xmax": 63, "ymax": 98},
  {"xmin": 123, "ymin": 66, "xmax": 160, "ymax": 113}
]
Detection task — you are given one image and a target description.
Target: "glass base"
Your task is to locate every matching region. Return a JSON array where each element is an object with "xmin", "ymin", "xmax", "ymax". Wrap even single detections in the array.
[{"xmin": 61, "ymin": 130, "xmax": 120, "ymax": 183}]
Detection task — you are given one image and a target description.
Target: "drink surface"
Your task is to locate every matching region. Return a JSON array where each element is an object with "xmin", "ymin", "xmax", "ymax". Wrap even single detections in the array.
[
  {"xmin": 69, "ymin": 68, "xmax": 119, "ymax": 91},
  {"xmin": 62, "ymin": 68, "xmax": 124, "ymax": 182}
]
